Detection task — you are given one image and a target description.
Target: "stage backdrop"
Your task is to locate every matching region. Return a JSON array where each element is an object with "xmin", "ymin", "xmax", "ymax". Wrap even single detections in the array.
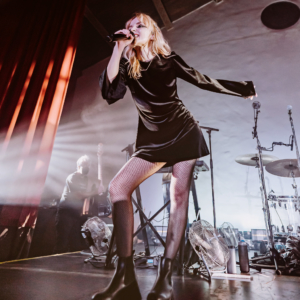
[
  {"xmin": 44, "ymin": 0, "xmax": 300, "ymax": 235},
  {"xmin": 0, "ymin": 0, "xmax": 86, "ymax": 261}
]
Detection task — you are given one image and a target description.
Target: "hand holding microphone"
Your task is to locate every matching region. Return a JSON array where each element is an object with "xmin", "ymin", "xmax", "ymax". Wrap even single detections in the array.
[{"xmin": 106, "ymin": 29, "xmax": 135, "ymax": 48}]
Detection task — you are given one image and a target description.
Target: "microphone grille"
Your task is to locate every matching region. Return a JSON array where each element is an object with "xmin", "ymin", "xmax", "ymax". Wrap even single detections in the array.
[{"xmin": 287, "ymin": 105, "xmax": 293, "ymax": 111}]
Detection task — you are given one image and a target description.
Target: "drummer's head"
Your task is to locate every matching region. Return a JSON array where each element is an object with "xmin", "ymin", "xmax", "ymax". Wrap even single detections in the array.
[{"xmin": 77, "ymin": 155, "xmax": 90, "ymax": 175}]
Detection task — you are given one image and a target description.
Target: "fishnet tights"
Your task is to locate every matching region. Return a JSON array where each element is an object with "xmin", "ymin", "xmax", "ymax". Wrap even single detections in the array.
[
  {"xmin": 109, "ymin": 157, "xmax": 196, "ymax": 260},
  {"xmin": 109, "ymin": 157, "xmax": 166, "ymax": 257}
]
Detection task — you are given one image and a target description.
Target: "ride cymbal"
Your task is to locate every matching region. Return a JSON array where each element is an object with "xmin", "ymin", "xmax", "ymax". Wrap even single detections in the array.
[
  {"xmin": 265, "ymin": 159, "xmax": 300, "ymax": 177},
  {"xmin": 235, "ymin": 153, "xmax": 279, "ymax": 167}
]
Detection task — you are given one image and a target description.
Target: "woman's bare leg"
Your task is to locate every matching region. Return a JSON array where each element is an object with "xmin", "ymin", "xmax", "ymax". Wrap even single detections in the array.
[
  {"xmin": 147, "ymin": 159, "xmax": 196, "ymax": 300},
  {"xmin": 164, "ymin": 159, "xmax": 196, "ymax": 259}
]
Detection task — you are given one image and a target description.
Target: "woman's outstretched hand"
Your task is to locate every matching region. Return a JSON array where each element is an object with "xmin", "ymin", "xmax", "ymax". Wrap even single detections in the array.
[{"xmin": 244, "ymin": 85, "xmax": 258, "ymax": 100}]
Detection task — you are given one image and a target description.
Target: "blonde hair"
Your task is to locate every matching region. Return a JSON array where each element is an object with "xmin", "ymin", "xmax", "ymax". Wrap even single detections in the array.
[{"xmin": 123, "ymin": 13, "xmax": 171, "ymax": 80}]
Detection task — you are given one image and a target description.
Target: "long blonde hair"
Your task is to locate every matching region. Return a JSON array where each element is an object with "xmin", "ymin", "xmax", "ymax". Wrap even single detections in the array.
[{"xmin": 123, "ymin": 13, "xmax": 171, "ymax": 80}]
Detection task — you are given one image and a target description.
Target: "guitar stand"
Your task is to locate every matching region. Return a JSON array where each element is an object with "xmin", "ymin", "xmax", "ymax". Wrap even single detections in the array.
[{"xmin": 105, "ymin": 143, "xmax": 209, "ymax": 273}]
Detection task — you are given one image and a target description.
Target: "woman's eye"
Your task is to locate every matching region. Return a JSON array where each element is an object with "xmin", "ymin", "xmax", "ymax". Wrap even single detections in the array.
[{"xmin": 138, "ymin": 24, "xmax": 146, "ymax": 28}]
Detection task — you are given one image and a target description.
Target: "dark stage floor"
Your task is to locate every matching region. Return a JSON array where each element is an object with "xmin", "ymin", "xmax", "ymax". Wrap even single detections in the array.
[{"xmin": 1, "ymin": 252, "xmax": 300, "ymax": 300}]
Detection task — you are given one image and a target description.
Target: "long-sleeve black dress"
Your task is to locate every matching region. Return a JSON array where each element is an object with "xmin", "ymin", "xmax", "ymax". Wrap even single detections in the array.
[{"xmin": 99, "ymin": 51, "xmax": 255, "ymax": 167}]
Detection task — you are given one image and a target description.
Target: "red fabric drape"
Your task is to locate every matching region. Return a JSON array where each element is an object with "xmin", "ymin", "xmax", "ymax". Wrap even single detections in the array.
[{"xmin": 0, "ymin": 0, "xmax": 86, "ymax": 261}]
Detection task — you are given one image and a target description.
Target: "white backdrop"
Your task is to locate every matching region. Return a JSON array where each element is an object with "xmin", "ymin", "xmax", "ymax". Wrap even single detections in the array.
[{"xmin": 47, "ymin": 0, "xmax": 300, "ymax": 231}]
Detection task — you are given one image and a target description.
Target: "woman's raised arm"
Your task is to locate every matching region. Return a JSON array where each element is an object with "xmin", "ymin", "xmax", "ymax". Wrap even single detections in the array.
[{"xmin": 107, "ymin": 29, "xmax": 133, "ymax": 83}]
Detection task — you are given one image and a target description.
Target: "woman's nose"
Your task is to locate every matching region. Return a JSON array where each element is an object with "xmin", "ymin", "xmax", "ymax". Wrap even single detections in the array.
[{"xmin": 131, "ymin": 25, "xmax": 138, "ymax": 31}]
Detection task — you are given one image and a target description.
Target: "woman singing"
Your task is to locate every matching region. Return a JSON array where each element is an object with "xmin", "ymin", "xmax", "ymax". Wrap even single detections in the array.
[{"xmin": 93, "ymin": 12, "xmax": 256, "ymax": 300}]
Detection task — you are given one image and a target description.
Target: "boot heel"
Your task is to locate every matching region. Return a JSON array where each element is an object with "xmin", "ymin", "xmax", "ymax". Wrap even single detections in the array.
[
  {"xmin": 147, "ymin": 257, "xmax": 174, "ymax": 300},
  {"xmin": 116, "ymin": 280, "xmax": 141, "ymax": 300}
]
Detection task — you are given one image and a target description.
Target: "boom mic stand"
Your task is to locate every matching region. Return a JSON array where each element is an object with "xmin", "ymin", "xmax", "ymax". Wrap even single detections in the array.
[{"xmin": 250, "ymin": 101, "xmax": 281, "ymax": 274}]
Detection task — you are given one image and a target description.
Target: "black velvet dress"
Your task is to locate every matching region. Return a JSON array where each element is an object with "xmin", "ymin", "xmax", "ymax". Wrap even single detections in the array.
[{"xmin": 99, "ymin": 51, "xmax": 255, "ymax": 167}]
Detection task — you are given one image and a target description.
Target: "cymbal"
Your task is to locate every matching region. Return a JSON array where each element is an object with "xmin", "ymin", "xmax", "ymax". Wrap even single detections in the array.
[
  {"xmin": 235, "ymin": 153, "xmax": 279, "ymax": 167},
  {"xmin": 265, "ymin": 159, "xmax": 300, "ymax": 178}
]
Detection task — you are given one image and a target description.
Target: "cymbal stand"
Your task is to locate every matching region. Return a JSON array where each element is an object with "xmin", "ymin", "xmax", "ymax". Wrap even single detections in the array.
[
  {"xmin": 251, "ymin": 102, "xmax": 280, "ymax": 273},
  {"xmin": 288, "ymin": 108, "xmax": 300, "ymax": 210}
]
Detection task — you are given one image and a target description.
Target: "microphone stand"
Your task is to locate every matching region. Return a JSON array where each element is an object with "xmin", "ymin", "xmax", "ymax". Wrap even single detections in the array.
[
  {"xmin": 250, "ymin": 103, "xmax": 280, "ymax": 274},
  {"xmin": 200, "ymin": 125, "xmax": 219, "ymax": 229}
]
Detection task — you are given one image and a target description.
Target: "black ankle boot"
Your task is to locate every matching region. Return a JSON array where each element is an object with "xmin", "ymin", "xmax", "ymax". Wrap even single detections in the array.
[
  {"xmin": 91, "ymin": 255, "xmax": 141, "ymax": 300},
  {"xmin": 147, "ymin": 257, "xmax": 174, "ymax": 300}
]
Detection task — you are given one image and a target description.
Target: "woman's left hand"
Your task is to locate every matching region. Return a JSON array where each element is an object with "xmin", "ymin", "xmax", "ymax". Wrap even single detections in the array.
[
  {"xmin": 244, "ymin": 85, "xmax": 258, "ymax": 100},
  {"xmin": 244, "ymin": 93, "xmax": 258, "ymax": 100}
]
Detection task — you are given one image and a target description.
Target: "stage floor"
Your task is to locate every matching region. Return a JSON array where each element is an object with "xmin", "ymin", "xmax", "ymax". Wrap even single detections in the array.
[{"xmin": 1, "ymin": 252, "xmax": 300, "ymax": 300}]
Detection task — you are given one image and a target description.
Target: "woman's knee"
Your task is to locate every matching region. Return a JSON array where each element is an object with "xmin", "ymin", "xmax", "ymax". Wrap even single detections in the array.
[{"xmin": 108, "ymin": 179, "xmax": 130, "ymax": 203}]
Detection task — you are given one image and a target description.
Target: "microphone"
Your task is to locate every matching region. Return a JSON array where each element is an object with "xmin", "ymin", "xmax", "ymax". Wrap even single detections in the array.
[
  {"xmin": 252, "ymin": 101, "xmax": 261, "ymax": 109},
  {"xmin": 287, "ymin": 105, "xmax": 293, "ymax": 114},
  {"xmin": 106, "ymin": 30, "xmax": 135, "ymax": 43}
]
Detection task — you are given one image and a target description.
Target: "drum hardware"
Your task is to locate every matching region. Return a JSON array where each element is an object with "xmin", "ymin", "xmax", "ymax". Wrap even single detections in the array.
[
  {"xmin": 267, "ymin": 191, "xmax": 300, "ymax": 234},
  {"xmin": 265, "ymin": 159, "xmax": 300, "ymax": 211},
  {"xmin": 237, "ymin": 101, "xmax": 296, "ymax": 273},
  {"xmin": 235, "ymin": 153, "xmax": 279, "ymax": 167},
  {"xmin": 265, "ymin": 159, "xmax": 300, "ymax": 177},
  {"xmin": 287, "ymin": 105, "xmax": 300, "ymax": 169},
  {"xmin": 287, "ymin": 105, "xmax": 300, "ymax": 211},
  {"xmin": 238, "ymin": 103, "xmax": 299, "ymax": 274}
]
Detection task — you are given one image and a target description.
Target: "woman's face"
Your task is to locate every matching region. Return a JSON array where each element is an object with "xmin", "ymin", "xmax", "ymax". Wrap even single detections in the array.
[{"xmin": 128, "ymin": 17, "xmax": 153, "ymax": 47}]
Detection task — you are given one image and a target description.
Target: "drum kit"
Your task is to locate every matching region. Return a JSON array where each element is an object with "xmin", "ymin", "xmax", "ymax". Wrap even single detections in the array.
[{"xmin": 235, "ymin": 102, "xmax": 300, "ymax": 273}]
